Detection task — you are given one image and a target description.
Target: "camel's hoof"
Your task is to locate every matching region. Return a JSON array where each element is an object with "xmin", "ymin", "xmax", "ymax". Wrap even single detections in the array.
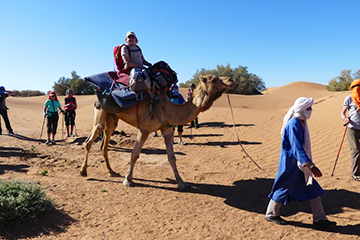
[
  {"xmin": 123, "ymin": 179, "xmax": 135, "ymax": 187},
  {"xmin": 178, "ymin": 183, "xmax": 191, "ymax": 191},
  {"xmin": 79, "ymin": 169, "xmax": 87, "ymax": 177},
  {"xmin": 108, "ymin": 171, "xmax": 120, "ymax": 177}
]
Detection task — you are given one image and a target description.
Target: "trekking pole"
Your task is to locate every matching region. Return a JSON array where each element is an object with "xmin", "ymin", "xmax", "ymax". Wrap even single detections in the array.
[
  {"xmin": 61, "ymin": 112, "xmax": 64, "ymax": 143},
  {"xmin": 39, "ymin": 116, "xmax": 46, "ymax": 142},
  {"xmin": 331, "ymin": 122, "xmax": 349, "ymax": 177},
  {"xmin": 189, "ymin": 123, "xmax": 193, "ymax": 139},
  {"xmin": 74, "ymin": 121, "xmax": 78, "ymax": 136}
]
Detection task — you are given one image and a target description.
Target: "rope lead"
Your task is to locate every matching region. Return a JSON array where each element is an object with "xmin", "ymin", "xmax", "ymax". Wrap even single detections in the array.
[{"xmin": 226, "ymin": 93, "xmax": 273, "ymax": 176}]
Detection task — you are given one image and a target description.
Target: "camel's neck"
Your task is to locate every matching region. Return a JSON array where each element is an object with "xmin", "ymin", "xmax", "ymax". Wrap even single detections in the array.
[{"xmin": 164, "ymin": 87, "xmax": 223, "ymax": 126}]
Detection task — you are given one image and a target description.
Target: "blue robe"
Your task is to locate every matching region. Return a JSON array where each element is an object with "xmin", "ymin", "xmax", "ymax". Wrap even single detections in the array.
[{"xmin": 268, "ymin": 118, "xmax": 324, "ymax": 205}]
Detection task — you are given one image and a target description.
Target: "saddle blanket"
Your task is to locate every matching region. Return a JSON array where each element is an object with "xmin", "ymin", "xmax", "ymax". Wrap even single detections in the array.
[{"xmin": 84, "ymin": 71, "xmax": 148, "ymax": 108}]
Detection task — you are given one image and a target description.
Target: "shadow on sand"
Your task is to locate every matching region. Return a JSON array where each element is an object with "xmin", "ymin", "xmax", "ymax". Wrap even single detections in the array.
[
  {"xmin": 87, "ymin": 176, "xmax": 360, "ymax": 235},
  {"xmin": 184, "ymin": 140, "xmax": 262, "ymax": 147},
  {"xmin": 0, "ymin": 146, "xmax": 48, "ymax": 175},
  {"xmin": 0, "ymin": 208, "xmax": 76, "ymax": 240},
  {"xmin": 107, "ymin": 145, "xmax": 186, "ymax": 156},
  {"xmin": 8, "ymin": 133, "xmax": 43, "ymax": 144},
  {"xmin": 196, "ymin": 121, "xmax": 255, "ymax": 128}
]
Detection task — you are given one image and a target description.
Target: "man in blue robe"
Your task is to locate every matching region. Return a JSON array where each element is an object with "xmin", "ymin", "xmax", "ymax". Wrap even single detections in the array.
[{"xmin": 265, "ymin": 97, "xmax": 336, "ymax": 228}]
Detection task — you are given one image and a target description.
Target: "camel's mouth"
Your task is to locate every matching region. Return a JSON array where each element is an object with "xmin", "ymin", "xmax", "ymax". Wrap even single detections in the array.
[
  {"xmin": 218, "ymin": 77, "xmax": 235, "ymax": 89},
  {"xmin": 227, "ymin": 81, "xmax": 236, "ymax": 90},
  {"xmin": 222, "ymin": 78, "xmax": 236, "ymax": 90}
]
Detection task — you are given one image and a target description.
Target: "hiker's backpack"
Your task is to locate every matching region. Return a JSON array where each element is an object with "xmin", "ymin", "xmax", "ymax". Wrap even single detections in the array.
[
  {"xmin": 113, "ymin": 44, "xmax": 143, "ymax": 74},
  {"xmin": 113, "ymin": 44, "xmax": 129, "ymax": 73}
]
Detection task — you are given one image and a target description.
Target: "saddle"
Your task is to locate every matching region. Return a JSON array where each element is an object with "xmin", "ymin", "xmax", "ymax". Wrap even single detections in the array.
[{"xmin": 84, "ymin": 61, "xmax": 178, "ymax": 109}]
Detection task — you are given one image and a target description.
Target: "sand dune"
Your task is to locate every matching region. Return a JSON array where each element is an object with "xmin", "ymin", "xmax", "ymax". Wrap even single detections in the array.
[{"xmin": 1, "ymin": 83, "xmax": 359, "ymax": 239}]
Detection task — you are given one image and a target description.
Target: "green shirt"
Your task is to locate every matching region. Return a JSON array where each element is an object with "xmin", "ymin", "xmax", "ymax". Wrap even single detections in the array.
[{"xmin": 45, "ymin": 99, "xmax": 61, "ymax": 114}]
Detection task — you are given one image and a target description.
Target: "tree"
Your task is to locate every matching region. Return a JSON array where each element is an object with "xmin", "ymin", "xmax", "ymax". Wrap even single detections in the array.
[
  {"xmin": 326, "ymin": 69, "xmax": 359, "ymax": 91},
  {"xmin": 11, "ymin": 90, "xmax": 45, "ymax": 97},
  {"xmin": 70, "ymin": 78, "xmax": 95, "ymax": 95},
  {"xmin": 53, "ymin": 71, "xmax": 94, "ymax": 95},
  {"xmin": 53, "ymin": 76, "xmax": 71, "ymax": 95},
  {"xmin": 180, "ymin": 64, "xmax": 266, "ymax": 95}
]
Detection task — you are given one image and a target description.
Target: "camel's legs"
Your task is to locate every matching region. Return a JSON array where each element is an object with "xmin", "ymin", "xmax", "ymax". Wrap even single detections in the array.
[
  {"xmin": 123, "ymin": 130, "xmax": 149, "ymax": 187},
  {"xmin": 80, "ymin": 108, "xmax": 107, "ymax": 177},
  {"xmin": 101, "ymin": 114, "xmax": 119, "ymax": 177},
  {"xmin": 162, "ymin": 128, "xmax": 189, "ymax": 190}
]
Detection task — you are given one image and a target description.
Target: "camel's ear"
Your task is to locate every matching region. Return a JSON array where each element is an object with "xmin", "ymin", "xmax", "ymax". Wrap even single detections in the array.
[{"xmin": 199, "ymin": 76, "xmax": 207, "ymax": 83}]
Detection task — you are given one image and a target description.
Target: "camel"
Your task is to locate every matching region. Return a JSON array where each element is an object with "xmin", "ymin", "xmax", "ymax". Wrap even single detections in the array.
[{"xmin": 80, "ymin": 75, "xmax": 235, "ymax": 190}]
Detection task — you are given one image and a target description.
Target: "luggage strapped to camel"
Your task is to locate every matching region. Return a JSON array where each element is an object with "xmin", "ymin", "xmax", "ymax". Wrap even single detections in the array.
[
  {"xmin": 84, "ymin": 60, "xmax": 179, "ymax": 109},
  {"xmin": 113, "ymin": 43, "xmax": 177, "ymax": 92},
  {"xmin": 148, "ymin": 61, "xmax": 178, "ymax": 92},
  {"xmin": 108, "ymin": 60, "xmax": 178, "ymax": 93}
]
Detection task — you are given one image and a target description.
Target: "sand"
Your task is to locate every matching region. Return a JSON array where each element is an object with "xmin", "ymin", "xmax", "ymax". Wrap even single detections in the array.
[{"xmin": 0, "ymin": 82, "xmax": 359, "ymax": 239}]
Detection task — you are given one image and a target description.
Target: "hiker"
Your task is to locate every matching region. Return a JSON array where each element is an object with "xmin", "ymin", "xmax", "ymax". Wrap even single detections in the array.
[
  {"xmin": 187, "ymin": 83, "xmax": 199, "ymax": 128},
  {"xmin": 43, "ymin": 91, "xmax": 64, "ymax": 145},
  {"xmin": 340, "ymin": 79, "xmax": 360, "ymax": 181},
  {"xmin": 265, "ymin": 97, "xmax": 336, "ymax": 228},
  {"xmin": 0, "ymin": 86, "xmax": 14, "ymax": 135},
  {"xmin": 64, "ymin": 89, "xmax": 77, "ymax": 137},
  {"xmin": 119, "ymin": 31, "xmax": 160, "ymax": 104},
  {"xmin": 171, "ymin": 85, "xmax": 186, "ymax": 145}
]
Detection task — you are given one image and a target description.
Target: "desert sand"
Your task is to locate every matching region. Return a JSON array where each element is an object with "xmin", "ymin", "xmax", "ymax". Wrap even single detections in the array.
[{"xmin": 0, "ymin": 82, "xmax": 359, "ymax": 239}]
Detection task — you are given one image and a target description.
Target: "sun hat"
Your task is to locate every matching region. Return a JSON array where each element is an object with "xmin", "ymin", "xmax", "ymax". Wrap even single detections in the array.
[
  {"xmin": 125, "ymin": 31, "xmax": 138, "ymax": 43},
  {"xmin": 48, "ymin": 91, "xmax": 58, "ymax": 100}
]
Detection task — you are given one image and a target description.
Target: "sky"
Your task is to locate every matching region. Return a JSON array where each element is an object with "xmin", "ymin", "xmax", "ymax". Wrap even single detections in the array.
[{"xmin": 1, "ymin": 0, "xmax": 359, "ymax": 93}]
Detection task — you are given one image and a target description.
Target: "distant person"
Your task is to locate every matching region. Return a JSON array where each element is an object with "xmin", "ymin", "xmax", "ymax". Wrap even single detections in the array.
[
  {"xmin": 340, "ymin": 79, "xmax": 360, "ymax": 181},
  {"xmin": 64, "ymin": 89, "xmax": 77, "ymax": 137},
  {"xmin": 116, "ymin": 31, "xmax": 159, "ymax": 104},
  {"xmin": 171, "ymin": 85, "xmax": 186, "ymax": 145},
  {"xmin": 0, "ymin": 86, "xmax": 14, "ymax": 135},
  {"xmin": 187, "ymin": 83, "xmax": 199, "ymax": 128},
  {"xmin": 43, "ymin": 91, "xmax": 64, "ymax": 145},
  {"xmin": 265, "ymin": 97, "xmax": 336, "ymax": 228}
]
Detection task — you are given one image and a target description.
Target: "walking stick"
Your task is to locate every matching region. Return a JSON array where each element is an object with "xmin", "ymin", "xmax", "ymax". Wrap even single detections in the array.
[
  {"xmin": 74, "ymin": 122, "xmax": 78, "ymax": 136},
  {"xmin": 331, "ymin": 123, "xmax": 349, "ymax": 177},
  {"xmin": 61, "ymin": 112, "xmax": 64, "ymax": 143},
  {"xmin": 189, "ymin": 124, "xmax": 193, "ymax": 139},
  {"xmin": 39, "ymin": 116, "xmax": 46, "ymax": 142}
]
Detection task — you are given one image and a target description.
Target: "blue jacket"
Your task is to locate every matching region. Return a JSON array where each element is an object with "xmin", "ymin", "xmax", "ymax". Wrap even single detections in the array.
[{"xmin": 171, "ymin": 91, "xmax": 185, "ymax": 105}]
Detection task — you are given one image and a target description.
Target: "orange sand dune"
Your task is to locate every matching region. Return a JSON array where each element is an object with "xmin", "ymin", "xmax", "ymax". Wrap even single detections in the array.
[{"xmin": 1, "ymin": 83, "xmax": 359, "ymax": 239}]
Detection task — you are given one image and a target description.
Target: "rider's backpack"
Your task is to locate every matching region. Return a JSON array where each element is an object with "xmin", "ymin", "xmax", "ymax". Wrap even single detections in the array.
[
  {"xmin": 113, "ymin": 44, "xmax": 129, "ymax": 73},
  {"xmin": 113, "ymin": 44, "xmax": 143, "ymax": 73}
]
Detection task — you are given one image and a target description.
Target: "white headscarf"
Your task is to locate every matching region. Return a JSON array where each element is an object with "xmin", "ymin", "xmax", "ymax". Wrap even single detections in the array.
[{"xmin": 281, "ymin": 97, "xmax": 314, "ymax": 186}]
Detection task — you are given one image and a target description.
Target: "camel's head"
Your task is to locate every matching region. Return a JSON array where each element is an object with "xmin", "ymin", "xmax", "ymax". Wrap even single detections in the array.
[
  {"xmin": 199, "ymin": 75, "xmax": 235, "ymax": 94},
  {"xmin": 194, "ymin": 75, "xmax": 235, "ymax": 111}
]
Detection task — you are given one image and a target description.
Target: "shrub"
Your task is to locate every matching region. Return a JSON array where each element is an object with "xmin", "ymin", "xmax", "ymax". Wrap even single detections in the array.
[
  {"xmin": 0, "ymin": 180, "xmax": 55, "ymax": 228},
  {"xmin": 180, "ymin": 64, "xmax": 265, "ymax": 95},
  {"xmin": 11, "ymin": 90, "xmax": 45, "ymax": 97},
  {"xmin": 326, "ymin": 69, "xmax": 360, "ymax": 92}
]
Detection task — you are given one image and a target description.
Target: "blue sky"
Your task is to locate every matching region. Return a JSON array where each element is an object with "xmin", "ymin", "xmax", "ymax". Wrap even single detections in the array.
[{"xmin": 1, "ymin": 0, "xmax": 359, "ymax": 93}]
